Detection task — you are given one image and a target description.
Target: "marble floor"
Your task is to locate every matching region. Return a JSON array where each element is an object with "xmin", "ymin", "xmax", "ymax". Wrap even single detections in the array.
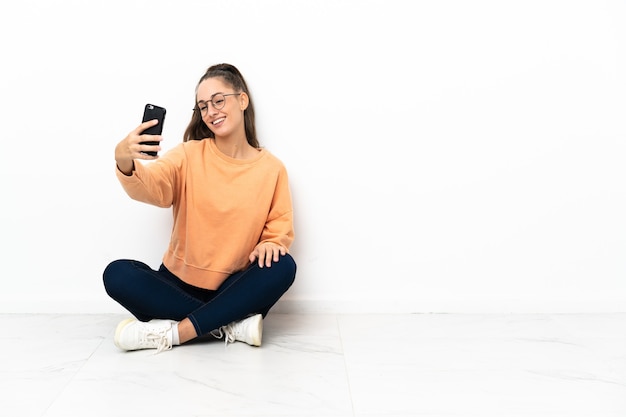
[{"xmin": 1, "ymin": 312, "xmax": 626, "ymax": 417}]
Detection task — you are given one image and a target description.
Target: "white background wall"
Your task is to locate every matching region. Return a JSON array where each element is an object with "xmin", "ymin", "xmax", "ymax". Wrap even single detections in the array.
[{"xmin": 0, "ymin": 0, "xmax": 624, "ymax": 314}]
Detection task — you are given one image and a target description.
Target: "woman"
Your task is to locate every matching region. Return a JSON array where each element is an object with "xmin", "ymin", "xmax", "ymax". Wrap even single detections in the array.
[{"xmin": 103, "ymin": 63, "xmax": 296, "ymax": 353}]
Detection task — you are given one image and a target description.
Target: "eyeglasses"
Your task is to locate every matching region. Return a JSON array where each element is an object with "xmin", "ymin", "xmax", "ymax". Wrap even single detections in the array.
[{"xmin": 196, "ymin": 93, "xmax": 241, "ymax": 116}]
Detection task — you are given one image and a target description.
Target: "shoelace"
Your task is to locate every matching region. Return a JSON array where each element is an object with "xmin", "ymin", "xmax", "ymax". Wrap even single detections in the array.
[
  {"xmin": 141, "ymin": 328, "xmax": 172, "ymax": 354},
  {"xmin": 210, "ymin": 324, "xmax": 237, "ymax": 347}
]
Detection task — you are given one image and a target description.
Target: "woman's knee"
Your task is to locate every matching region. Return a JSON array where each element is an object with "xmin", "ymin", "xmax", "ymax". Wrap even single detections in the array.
[
  {"xmin": 281, "ymin": 252, "xmax": 296, "ymax": 271},
  {"xmin": 102, "ymin": 259, "xmax": 136, "ymax": 297},
  {"xmin": 271, "ymin": 253, "xmax": 297, "ymax": 288}
]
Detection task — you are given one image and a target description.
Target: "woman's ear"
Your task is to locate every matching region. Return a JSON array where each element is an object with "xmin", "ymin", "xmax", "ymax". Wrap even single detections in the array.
[{"xmin": 239, "ymin": 92, "xmax": 249, "ymax": 111}]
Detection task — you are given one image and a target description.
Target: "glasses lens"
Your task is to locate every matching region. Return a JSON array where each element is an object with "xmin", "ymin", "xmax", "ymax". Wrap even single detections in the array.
[{"xmin": 212, "ymin": 94, "xmax": 226, "ymax": 110}]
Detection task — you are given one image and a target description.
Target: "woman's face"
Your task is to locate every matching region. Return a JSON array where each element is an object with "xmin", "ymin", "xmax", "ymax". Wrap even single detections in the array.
[{"xmin": 196, "ymin": 77, "xmax": 248, "ymax": 138}]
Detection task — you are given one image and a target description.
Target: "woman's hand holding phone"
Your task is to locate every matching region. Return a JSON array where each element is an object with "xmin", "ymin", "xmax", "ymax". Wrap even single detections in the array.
[
  {"xmin": 114, "ymin": 104, "xmax": 166, "ymax": 175},
  {"xmin": 115, "ymin": 119, "xmax": 163, "ymax": 175}
]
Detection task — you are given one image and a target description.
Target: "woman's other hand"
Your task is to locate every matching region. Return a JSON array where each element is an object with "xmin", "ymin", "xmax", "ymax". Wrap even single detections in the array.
[{"xmin": 249, "ymin": 242, "xmax": 287, "ymax": 268}]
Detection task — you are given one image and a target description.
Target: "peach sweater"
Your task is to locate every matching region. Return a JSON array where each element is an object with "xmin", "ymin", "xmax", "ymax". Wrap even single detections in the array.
[{"xmin": 116, "ymin": 138, "xmax": 294, "ymax": 289}]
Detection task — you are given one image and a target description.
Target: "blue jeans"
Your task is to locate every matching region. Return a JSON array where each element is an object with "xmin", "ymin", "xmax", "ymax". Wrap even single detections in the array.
[{"xmin": 103, "ymin": 254, "xmax": 296, "ymax": 336}]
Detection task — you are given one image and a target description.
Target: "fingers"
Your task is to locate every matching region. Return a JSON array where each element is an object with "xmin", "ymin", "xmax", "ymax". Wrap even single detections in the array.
[
  {"xmin": 264, "ymin": 246, "xmax": 277, "ymax": 267},
  {"xmin": 115, "ymin": 120, "xmax": 163, "ymax": 174},
  {"xmin": 256, "ymin": 246, "xmax": 270, "ymax": 268},
  {"xmin": 134, "ymin": 118, "xmax": 159, "ymax": 135},
  {"xmin": 136, "ymin": 140, "xmax": 162, "ymax": 158},
  {"xmin": 130, "ymin": 120, "xmax": 163, "ymax": 158},
  {"xmin": 276, "ymin": 245, "xmax": 286, "ymax": 261},
  {"xmin": 249, "ymin": 243, "xmax": 286, "ymax": 268}
]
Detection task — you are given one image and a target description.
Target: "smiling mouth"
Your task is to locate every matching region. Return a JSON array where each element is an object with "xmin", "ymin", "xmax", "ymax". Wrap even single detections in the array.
[{"xmin": 212, "ymin": 118, "xmax": 225, "ymax": 125}]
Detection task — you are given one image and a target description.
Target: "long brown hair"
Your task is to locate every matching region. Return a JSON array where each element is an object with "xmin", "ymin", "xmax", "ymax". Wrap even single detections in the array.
[{"xmin": 183, "ymin": 63, "xmax": 259, "ymax": 148}]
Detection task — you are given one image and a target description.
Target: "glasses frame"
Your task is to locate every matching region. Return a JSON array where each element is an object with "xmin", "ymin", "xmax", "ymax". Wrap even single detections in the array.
[{"xmin": 196, "ymin": 93, "xmax": 242, "ymax": 116}]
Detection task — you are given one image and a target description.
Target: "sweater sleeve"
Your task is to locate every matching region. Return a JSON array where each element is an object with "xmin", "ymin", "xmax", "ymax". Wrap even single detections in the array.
[
  {"xmin": 259, "ymin": 163, "xmax": 295, "ymax": 250},
  {"xmin": 115, "ymin": 146, "xmax": 184, "ymax": 208}
]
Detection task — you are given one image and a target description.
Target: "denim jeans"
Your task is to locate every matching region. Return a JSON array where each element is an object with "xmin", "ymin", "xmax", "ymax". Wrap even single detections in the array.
[{"xmin": 103, "ymin": 254, "xmax": 296, "ymax": 336}]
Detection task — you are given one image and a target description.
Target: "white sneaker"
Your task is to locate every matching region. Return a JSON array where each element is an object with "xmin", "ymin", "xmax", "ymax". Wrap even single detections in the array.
[
  {"xmin": 114, "ymin": 318, "xmax": 175, "ymax": 353},
  {"xmin": 212, "ymin": 314, "xmax": 263, "ymax": 347}
]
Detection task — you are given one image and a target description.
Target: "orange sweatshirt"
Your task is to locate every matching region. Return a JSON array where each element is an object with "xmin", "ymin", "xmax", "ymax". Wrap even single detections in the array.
[{"xmin": 116, "ymin": 138, "xmax": 294, "ymax": 289}]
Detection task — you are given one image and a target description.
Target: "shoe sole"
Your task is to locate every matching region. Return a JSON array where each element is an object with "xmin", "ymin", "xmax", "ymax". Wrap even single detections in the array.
[{"xmin": 114, "ymin": 318, "xmax": 136, "ymax": 350}]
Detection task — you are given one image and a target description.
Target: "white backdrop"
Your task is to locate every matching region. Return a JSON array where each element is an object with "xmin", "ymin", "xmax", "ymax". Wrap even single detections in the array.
[{"xmin": 0, "ymin": 0, "xmax": 624, "ymax": 314}]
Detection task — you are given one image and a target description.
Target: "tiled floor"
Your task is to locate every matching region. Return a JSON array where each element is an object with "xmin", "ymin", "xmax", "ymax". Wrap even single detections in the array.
[{"xmin": 2, "ymin": 313, "xmax": 626, "ymax": 416}]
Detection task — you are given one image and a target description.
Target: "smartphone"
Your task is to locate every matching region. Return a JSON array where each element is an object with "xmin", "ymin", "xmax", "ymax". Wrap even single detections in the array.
[{"xmin": 140, "ymin": 103, "xmax": 166, "ymax": 156}]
